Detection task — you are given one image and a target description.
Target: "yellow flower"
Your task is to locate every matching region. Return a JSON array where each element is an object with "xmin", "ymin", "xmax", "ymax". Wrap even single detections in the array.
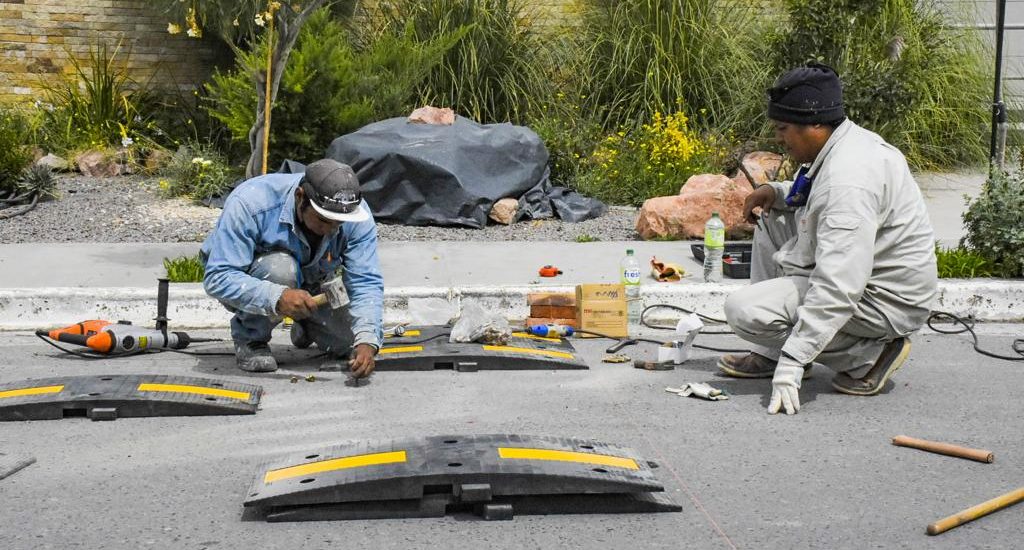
[{"xmin": 167, "ymin": 23, "xmax": 182, "ymax": 34}]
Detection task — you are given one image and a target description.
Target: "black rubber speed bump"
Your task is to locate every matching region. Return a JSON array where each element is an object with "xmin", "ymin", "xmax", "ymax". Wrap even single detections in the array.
[
  {"xmin": 0, "ymin": 375, "xmax": 262, "ymax": 421},
  {"xmin": 377, "ymin": 326, "xmax": 587, "ymax": 371},
  {"xmin": 244, "ymin": 434, "xmax": 681, "ymax": 521}
]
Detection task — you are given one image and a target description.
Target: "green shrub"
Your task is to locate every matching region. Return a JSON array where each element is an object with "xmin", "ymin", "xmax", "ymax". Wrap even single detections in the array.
[
  {"xmin": 0, "ymin": 108, "xmax": 35, "ymax": 193},
  {"xmin": 164, "ymin": 254, "xmax": 205, "ymax": 283},
  {"xmin": 935, "ymin": 245, "xmax": 994, "ymax": 278},
  {"xmin": 773, "ymin": 0, "xmax": 989, "ymax": 169},
  {"xmin": 574, "ymin": 234, "xmax": 600, "ymax": 243},
  {"xmin": 40, "ymin": 42, "xmax": 153, "ymax": 153},
  {"xmin": 160, "ymin": 143, "xmax": 239, "ymax": 202},
  {"xmin": 961, "ymin": 162, "xmax": 1024, "ymax": 278},
  {"xmin": 205, "ymin": 8, "xmax": 462, "ymax": 166},
  {"xmin": 527, "ymin": 99, "xmax": 604, "ymax": 188},
  {"xmin": 574, "ymin": 110, "xmax": 728, "ymax": 206},
  {"xmin": 575, "ymin": 0, "xmax": 769, "ymax": 135},
  {"xmin": 379, "ymin": 0, "xmax": 548, "ymax": 124}
]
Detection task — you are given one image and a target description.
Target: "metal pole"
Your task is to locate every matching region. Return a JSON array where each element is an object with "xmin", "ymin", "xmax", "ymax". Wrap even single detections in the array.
[{"xmin": 991, "ymin": 0, "xmax": 1008, "ymax": 170}]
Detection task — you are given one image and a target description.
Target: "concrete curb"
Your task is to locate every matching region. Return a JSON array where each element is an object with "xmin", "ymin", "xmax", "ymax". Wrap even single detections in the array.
[{"xmin": 2, "ymin": 280, "xmax": 1022, "ymax": 330}]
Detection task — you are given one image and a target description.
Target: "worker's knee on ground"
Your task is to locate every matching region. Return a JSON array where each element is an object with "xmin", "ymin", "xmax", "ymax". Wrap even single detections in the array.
[{"xmin": 248, "ymin": 252, "xmax": 298, "ymax": 288}]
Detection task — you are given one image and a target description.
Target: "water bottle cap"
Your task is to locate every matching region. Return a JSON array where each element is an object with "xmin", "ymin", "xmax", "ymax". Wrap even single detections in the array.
[
  {"xmin": 626, "ymin": 249, "xmax": 634, "ymax": 255},
  {"xmin": 711, "ymin": 211, "xmax": 720, "ymax": 217}
]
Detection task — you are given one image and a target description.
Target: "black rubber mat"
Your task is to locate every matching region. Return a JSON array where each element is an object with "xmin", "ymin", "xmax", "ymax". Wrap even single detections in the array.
[
  {"xmin": 0, "ymin": 375, "xmax": 262, "ymax": 421},
  {"xmin": 377, "ymin": 326, "xmax": 588, "ymax": 371},
  {"xmin": 245, "ymin": 434, "xmax": 680, "ymax": 521}
]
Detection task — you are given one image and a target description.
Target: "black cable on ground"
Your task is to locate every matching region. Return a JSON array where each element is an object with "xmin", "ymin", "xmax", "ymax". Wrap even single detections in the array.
[
  {"xmin": 0, "ymin": 193, "xmax": 38, "ymax": 220},
  {"xmin": 927, "ymin": 311, "xmax": 1024, "ymax": 361}
]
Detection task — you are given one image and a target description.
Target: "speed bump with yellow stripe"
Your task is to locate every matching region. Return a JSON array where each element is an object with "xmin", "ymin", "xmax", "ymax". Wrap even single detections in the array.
[
  {"xmin": 375, "ymin": 326, "xmax": 587, "ymax": 372},
  {"xmin": 0, "ymin": 375, "xmax": 262, "ymax": 421},
  {"xmin": 244, "ymin": 434, "xmax": 680, "ymax": 521}
]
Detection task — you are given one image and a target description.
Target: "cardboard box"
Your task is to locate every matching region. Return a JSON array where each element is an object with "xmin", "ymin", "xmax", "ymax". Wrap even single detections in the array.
[
  {"xmin": 575, "ymin": 283, "xmax": 627, "ymax": 338},
  {"xmin": 525, "ymin": 317, "xmax": 578, "ymax": 328},
  {"xmin": 530, "ymin": 305, "xmax": 578, "ymax": 319}
]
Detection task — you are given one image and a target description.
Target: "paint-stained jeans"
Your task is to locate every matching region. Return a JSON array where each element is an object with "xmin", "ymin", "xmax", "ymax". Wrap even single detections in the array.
[{"xmin": 227, "ymin": 251, "xmax": 354, "ymax": 357}]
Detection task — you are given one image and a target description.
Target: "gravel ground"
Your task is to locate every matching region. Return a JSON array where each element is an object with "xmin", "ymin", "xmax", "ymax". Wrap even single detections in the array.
[{"xmin": 0, "ymin": 175, "xmax": 640, "ymax": 243}]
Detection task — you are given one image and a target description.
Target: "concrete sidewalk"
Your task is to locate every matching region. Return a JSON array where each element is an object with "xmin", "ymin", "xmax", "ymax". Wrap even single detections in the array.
[{"xmin": 1, "ymin": 169, "xmax": 1020, "ymax": 329}]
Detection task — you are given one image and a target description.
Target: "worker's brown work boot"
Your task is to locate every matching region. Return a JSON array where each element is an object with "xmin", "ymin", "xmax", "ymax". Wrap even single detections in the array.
[
  {"xmin": 717, "ymin": 352, "xmax": 778, "ymax": 378},
  {"xmin": 717, "ymin": 352, "xmax": 812, "ymax": 378},
  {"xmin": 832, "ymin": 337, "xmax": 911, "ymax": 396}
]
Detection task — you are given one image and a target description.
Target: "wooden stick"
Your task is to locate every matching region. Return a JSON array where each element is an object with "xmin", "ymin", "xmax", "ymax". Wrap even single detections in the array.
[
  {"xmin": 927, "ymin": 487, "xmax": 1024, "ymax": 535},
  {"xmin": 892, "ymin": 435, "xmax": 994, "ymax": 463}
]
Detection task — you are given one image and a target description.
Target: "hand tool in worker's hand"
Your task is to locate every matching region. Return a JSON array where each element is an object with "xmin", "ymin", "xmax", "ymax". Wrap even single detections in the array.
[
  {"xmin": 37, "ymin": 320, "xmax": 196, "ymax": 354},
  {"xmin": 891, "ymin": 435, "xmax": 994, "ymax": 463},
  {"xmin": 538, "ymin": 265, "xmax": 563, "ymax": 277},
  {"xmin": 311, "ymin": 275, "xmax": 349, "ymax": 309},
  {"xmin": 927, "ymin": 486, "xmax": 1024, "ymax": 535}
]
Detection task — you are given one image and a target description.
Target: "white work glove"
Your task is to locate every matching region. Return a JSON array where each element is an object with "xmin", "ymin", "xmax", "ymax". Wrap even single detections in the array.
[{"xmin": 768, "ymin": 356, "xmax": 804, "ymax": 415}]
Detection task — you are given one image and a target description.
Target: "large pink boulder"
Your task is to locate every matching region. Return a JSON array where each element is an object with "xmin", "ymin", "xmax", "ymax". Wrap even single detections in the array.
[
  {"xmin": 733, "ymin": 151, "xmax": 784, "ymax": 186},
  {"xmin": 636, "ymin": 174, "xmax": 753, "ymax": 240}
]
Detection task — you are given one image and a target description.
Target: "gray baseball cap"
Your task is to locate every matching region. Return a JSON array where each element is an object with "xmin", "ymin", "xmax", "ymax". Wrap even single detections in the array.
[{"xmin": 300, "ymin": 159, "xmax": 370, "ymax": 223}]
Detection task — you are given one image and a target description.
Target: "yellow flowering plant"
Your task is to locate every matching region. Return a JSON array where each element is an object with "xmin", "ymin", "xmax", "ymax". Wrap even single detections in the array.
[{"xmin": 575, "ymin": 109, "xmax": 728, "ymax": 206}]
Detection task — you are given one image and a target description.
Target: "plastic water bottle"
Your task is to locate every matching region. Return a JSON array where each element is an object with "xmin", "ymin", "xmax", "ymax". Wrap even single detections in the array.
[
  {"xmin": 703, "ymin": 212, "xmax": 725, "ymax": 283},
  {"xmin": 620, "ymin": 249, "xmax": 642, "ymax": 325}
]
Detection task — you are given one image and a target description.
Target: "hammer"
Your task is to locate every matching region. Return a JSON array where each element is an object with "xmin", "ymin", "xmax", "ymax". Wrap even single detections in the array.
[{"xmin": 311, "ymin": 275, "xmax": 349, "ymax": 309}]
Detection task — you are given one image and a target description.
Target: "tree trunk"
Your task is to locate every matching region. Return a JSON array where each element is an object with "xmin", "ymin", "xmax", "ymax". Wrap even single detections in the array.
[{"xmin": 244, "ymin": 0, "xmax": 327, "ymax": 179}]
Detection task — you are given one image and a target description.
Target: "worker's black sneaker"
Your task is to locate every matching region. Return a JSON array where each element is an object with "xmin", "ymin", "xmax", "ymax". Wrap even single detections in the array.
[
  {"xmin": 290, "ymin": 320, "xmax": 313, "ymax": 349},
  {"xmin": 235, "ymin": 341, "xmax": 278, "ymax": 373},
  {"xmin": 832, "ymin": 337, "xmax": 911, "ymax": 396},
  {"xmin": 717, "ymin": 352, "xmax": 812, "ymax": 378}
]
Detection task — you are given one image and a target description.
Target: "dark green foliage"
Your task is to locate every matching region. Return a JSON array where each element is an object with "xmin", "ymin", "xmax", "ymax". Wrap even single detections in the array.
[
  {"xmin": 205, "ymin": 8, "xmax": 462, "ymax": 165},
  {"xmin": 0, "ymin": 108, "xmax": 35, "ymax": 193},
  {"xmin": 40, "ymin": 43, "xmax": 154, "ymax": 153},
  {"xmin": 961, "ymin": 162, "xmax": 1024, "ymax": 278},
  {"xmin": 773, "ymin": 0, "xmax": 989, "ymax": 169},
  {"xmin": 16, "ymin": 164, "xmax": 59, "ymax": 201},
  {"xmin": 575, "ymin": 0, "xmax": 769, "ymax": 134},
  {"xmin": 379, "ymin": 0, "xmax": 548, "ymax": 124},
  {"xmin": 161, "ymin": 142, "xmax": 240, "ymax": 202}
]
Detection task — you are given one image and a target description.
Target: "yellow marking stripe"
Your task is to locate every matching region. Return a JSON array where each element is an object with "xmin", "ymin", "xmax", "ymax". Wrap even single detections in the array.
[
  {"xmin": 264, "ymin": 450, "xmax": 407, "ymax": 484},
  {"xmin": 511, "ymin": 332, "xmax": 563, "ymax": 343},
  {"xmin": 482, "ymin": 345, "xmax": 574, "ymax": 359},
  {"xmin": 136, "ymin": 383, "xmax": 250, "ymax": 401},
  {"xmin": 385, "ymin": 330, "xmax": 421, "ymax": 338},
  {"xmin": 499, "ymin": 447, "xmax": 639, "ymax": 470},
  {"xmin": 0, "ymin": 385, "xmax": 64, "ymax": 400},
  {"xmin": 379, "ymin": 346, "xmax": 424, "ymax": 355}
]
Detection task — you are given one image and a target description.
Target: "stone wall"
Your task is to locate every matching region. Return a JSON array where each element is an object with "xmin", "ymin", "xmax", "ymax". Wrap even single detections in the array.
[{"xmin": 0, "ymin": 0, "xmax": 228, "ymax": 104}]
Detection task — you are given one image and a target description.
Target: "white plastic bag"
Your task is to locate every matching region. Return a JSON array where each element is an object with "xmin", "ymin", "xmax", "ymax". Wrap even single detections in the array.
[{"xmin": 449, "ymin": 300, "xmax": 511, "ymax": 345}]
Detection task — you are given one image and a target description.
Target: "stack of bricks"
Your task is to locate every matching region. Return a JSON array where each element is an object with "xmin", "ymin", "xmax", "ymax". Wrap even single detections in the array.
[
  {"xmin": 526, "ymin": 291, "xmax": 577, "ymax": 328},
  {"xmin": 0, "ymin": 0, "xmax": 228, "ymax": 105}
]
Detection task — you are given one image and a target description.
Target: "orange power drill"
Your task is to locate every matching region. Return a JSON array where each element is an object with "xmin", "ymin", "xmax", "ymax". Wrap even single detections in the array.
[{"xmin": 38, "ymin": 320, "xmax": 193, "ymax": 354}]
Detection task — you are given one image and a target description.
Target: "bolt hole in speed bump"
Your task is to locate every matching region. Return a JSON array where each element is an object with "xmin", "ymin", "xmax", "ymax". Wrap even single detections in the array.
[
  {"xmin": 0, "ymin": 375, "xmax": 263, "ymax": 421},
  {"xmin": 377, "ymin": 326, "xmax": 587, "ymax": 372},
  {"xmin": 243, "ymin": 434, "xmax": 681, "ymax": 521}
]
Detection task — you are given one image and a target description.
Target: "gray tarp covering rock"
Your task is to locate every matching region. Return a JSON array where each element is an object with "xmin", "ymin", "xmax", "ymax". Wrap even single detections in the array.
[{"xmin": 317, "ymin": 117, "xmax": 604, "ymax": 228}]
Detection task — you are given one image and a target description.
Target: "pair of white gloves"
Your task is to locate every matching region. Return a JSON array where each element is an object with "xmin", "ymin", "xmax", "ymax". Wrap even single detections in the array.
[{"xmin": 768, "ymin": 355, "xmax": 804, "ymax": 415}]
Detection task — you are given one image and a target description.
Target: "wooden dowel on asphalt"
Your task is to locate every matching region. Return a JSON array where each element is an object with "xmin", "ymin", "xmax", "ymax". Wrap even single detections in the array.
[
  {"xmin": 891, "ymin": 435, "xmax": 994, "ymax": 463},
  {"xmin": 927, "ymin": 487, "xmax": 1024, "ymax": 535}
]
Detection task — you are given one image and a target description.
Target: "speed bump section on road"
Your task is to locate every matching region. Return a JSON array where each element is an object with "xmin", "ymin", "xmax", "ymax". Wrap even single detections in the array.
[
  {"xmin": 0, "ymin": 375, "xmax": 262, "ymax": 421},
  {"xmin": 376, "ymin": 326, "xmax": 587, "ymax": 371},
  {"xmin": 243, "ymin": 434, "xmax": 680, "ymax": 521}
]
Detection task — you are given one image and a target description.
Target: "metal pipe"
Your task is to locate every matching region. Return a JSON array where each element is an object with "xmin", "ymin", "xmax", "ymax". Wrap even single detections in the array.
[{"xmin": 991, "ymin": 0, "xmax": 1009, "ymax": 170}]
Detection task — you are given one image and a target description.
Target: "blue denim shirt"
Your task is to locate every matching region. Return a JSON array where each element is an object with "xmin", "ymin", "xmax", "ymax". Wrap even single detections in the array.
[{"xmin": 200, "ymin": 173, "xmax": 384, "ymax": 349}]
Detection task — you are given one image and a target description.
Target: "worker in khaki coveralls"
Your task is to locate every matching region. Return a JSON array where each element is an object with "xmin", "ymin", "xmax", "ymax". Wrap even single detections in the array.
[{"xmin": 718, "ymin": 63, "xmax": 937, "ymax": 415}]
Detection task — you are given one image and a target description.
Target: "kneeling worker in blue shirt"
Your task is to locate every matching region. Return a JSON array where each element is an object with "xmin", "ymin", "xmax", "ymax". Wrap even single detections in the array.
[{"xmin": 201, "ymin": 159, "xmax": 383, "ymax": 377}]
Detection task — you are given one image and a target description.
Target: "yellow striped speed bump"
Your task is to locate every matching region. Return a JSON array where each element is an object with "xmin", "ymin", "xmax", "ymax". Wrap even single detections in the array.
[
  {"xmin": 0, "ymin": 375, "xmax": 262, "ymax": 421},
  {"xmin": 244, "ymin": 434, "xmax": 680, "ymax": 521},
  {"xmin": 374, "ymin": 326, "xmax": 587, "ymax": 372}
]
